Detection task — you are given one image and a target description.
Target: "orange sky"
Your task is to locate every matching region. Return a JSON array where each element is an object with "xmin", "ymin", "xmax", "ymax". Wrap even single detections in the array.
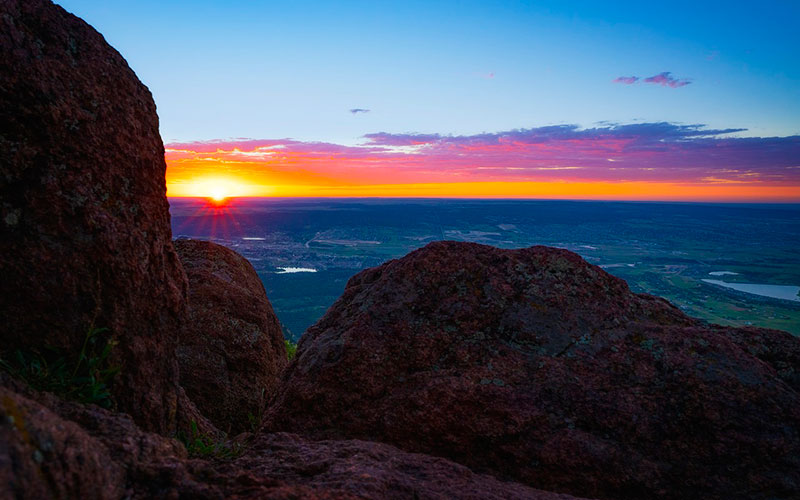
[{"xmin": 164, "ymin": 133, "xmax": 800, "ymax": 202}]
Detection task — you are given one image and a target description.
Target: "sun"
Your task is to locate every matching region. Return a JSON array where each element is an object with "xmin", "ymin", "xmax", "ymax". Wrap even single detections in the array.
[
  {"xmin": 170, "ymin": 176, "xmax": 258, "ymax": 204},
  {"xmin": 207, "ymin": 186, "xmax": 229, "ymax": 203}
]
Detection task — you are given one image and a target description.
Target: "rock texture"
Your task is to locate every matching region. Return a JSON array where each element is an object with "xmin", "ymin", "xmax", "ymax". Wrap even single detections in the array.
[
  {"xmin": 200, "ymin": 433, "xmax": 583, "ymax": 500},
  {"xmin": 175, "ymin": 239, "xmax": 288, "ymax": 434},
  {"xmin": 0, "ymin": 0, "xmax": 186, "ymax": 432},
  {"xmin": 0, "ymin": 374, "xmax": 184, "ymax": 500},
  {"xmin": 264, "ymin": 241, "xmax": 800, "ymax": 500},
  {"xmin": 0, "ymin": 375, "xmax": 581, "ymax": 500}
]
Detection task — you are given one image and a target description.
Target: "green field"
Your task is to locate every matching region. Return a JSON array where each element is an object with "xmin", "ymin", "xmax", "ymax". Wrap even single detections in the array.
[{"xmin": 171, "ymin": 199, "xmax": 800, "ymax": 339}]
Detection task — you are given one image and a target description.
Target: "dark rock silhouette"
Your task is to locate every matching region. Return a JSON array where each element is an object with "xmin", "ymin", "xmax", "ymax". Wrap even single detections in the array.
[
  {"xmin": 199, "ymin": 433, "xmax": 585, "ymax": 500},
  {"xmin": 0, "ymin": 374, "xmax": 581, "ymax": 499},
  {"xmin": 0, "ymin": 0, "xmax": 186, "ymax": 432},
  {"xmin": 0, "ymin": 374, "xmax": 185, "ymax": 499},
  {"xmin": 264, "ymin": 241, "xmax": 800, "ymax": 500},
  {"xmin": 174, "ymin": 239, "xmax": 287, "ymax": 434}
]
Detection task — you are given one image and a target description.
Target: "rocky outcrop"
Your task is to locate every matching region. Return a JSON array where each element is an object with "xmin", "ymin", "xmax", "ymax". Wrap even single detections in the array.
[
  {"xmin": 264, "ymin": 241, "xmax": 800, "ymax": 500},
  {"xmin": 0, "ymin": 386, "xmax": 127, "ymax": 499},
  {"xmin": 175, "ymin": 239, "xmax": 287, "ymax": 434},
  {"xmin": 197, "ymin": 433, "xmax": 584, "ymax": 500},
  {"xmin": 1, "ymin": 375, "xmax": 581, "ymax": 499},
  {"xmin": 0, "ymin": 374, "xmax": 185, "ymax": 499},
  {"xmin": 0, "ymin": 0, "xmax": 186, "ymax": 432}
]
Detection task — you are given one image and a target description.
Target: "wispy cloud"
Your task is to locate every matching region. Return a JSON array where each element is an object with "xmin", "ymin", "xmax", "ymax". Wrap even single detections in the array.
[
  {"xmin": 362, "ymin": 132, "xmax": 442, "ymax": 146},
  {"xmin": 613, "ymin": 76, "xmax": 639, "ymax": 84},
  {"xmin": 349, "ymin": 108, "xmax": 370, "ymax": 114},
  {"xmin": 613, "ymin": 72, "xmax": 692, "ymax": 88},
  {"xmin": 643, "ymin": 71, "xmax": 691, "ymax": 88}
]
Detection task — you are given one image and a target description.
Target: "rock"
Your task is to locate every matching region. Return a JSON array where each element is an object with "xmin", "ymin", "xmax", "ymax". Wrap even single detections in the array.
[
  {"xmin": 175, "ymin": 239, "xmax": 287, "ymax": 434},
  {"xmin": 1, "ymin": 373, "xmax": 581, "ymax": 499},
  {"xmin": 198, "ymin": 432, "xmax": 585, "ymax": 500},
  {"xmin": 0, "ymin": 0, "xmax": 186, "ymax": 432},
  {"xmin": 175, "ymin": 385, "xmax": 224, "ymax": 440},
  {"xmin": 0, "ymin": 371, "xmax": 188, "ymax": 499},
  {"xmin": 264, "ymin": 241, "xmax": 800, "ymax": 500},
  {"xmin": 0, "ymin": 385, "xmax": 126, "ymax": 499}
]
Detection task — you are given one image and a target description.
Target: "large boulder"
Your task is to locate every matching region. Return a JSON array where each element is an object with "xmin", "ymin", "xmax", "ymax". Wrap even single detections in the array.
[
  {"xmin": 0, "ymin": 0, "xmax": 186, "ymax": 432},
  {"xmin": 175, "ymin": 239, "xmax": 287, "ymax": 434},
  {"xmin": 264, "ymin": 241, "xmax": 800, "ymax": 500}
]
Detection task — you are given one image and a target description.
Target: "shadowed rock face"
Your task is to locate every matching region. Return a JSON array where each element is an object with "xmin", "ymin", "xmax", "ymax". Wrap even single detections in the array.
[
  {"xmin": 0, "ymin": 0, "xmax": 186, "ymax": 432},
  {"xmin": 175, "ymin": 239, "xmax": 287, "ymax": 434},
  {"xmin": 264, "ymin": 241, "xmax": 800, "ymax": 500},
  {"xmin": 0, "ymin": 374, "xmax": 582, "ymax": 500},
  {"xmin": 205, "ymin": 433, "xmax": 585, "ymax": 500},
  {"xmin": 0, "ymin": 374, "xmax": 185, "ymax": 500}
]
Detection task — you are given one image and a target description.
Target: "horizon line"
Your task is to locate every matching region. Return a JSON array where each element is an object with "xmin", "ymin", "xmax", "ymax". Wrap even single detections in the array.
[{"xmin": 167, "ymin": 195, "xmax": 800, "ymax": 205}]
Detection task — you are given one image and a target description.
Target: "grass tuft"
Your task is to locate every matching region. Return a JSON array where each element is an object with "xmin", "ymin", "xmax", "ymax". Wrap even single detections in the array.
[
  {"xmin": 179, "ymin": 420, "xmax": 244, "ymax": 459},
  {"xmin": 284, "ymin": 339, "xmax": 297, "ymax": 361},
  {"xmin": 0, "ymin": 327, "xmax": 119, "ymax": 408}
]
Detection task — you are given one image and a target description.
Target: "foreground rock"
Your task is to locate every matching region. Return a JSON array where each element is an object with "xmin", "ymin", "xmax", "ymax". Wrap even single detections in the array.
[
  {"xmin": 175, "ymin": 239, "xmax": 287, "ymax": 433},
  {"xmin": 264, "ymin": 241, "xmax": 800, "ymax": 500},
  {"xmin": 200, "ymin": 433, "xmax": 583, "ymax": 500},
  {"xmin": 0, "ymin": 374, "xmax": 184, "ymax": 499},
  {"xmin": 0, "ymin": 375, "xmax": 580, "ymax": 499},
  {"xmin": 0, "ymin": 0, "xmax": 186, "ymax": 432}
]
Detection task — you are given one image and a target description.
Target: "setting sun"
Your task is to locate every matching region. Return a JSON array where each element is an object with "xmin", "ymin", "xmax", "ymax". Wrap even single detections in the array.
[
  {"xmin": 209, "ymin": 186, "xmax": 225, "ymax": 199},
  {"xmin": 166, "ymin": 175, "xmax": 266, "ymax": 201}
]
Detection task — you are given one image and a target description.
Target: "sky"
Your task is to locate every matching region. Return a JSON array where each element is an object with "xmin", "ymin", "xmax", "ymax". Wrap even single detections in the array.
[{"xmin": 57, "ymin": 0, "xmax": 800, "ymax": 201}]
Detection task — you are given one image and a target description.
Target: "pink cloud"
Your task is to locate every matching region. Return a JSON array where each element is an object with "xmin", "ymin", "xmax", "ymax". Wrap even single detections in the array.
[
  {"xmin": 166, "ymin": 123, "xmax": 800, "ymax": 185},
  {"xmin": 644, "ymin": 72, "xmax": 691, "ymax": 88},
  {"xmin": 613, "ymin": 76, "xmax": 639, "ymax": 84}
]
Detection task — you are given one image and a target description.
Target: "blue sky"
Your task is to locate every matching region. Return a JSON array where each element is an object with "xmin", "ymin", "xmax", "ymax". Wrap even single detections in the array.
[{"xmin": 56, "ymin": 0, "xmax": 800, "ymax": 145}]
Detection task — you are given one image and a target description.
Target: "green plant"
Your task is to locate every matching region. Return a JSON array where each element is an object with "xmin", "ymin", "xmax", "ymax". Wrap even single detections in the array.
[
  {"xmin": 246, "ymin": 411, "xmax": 259, "ymax": 432},
  {"xmin": 179, "ymin": 420, "xmax": 244, "ymax": 459},
  {"xmin": 284, "ymin": 339, "xmax": 297, "ymax": 361},
  {"xmin": 246, "ymin": 387, "xmax": 267, "ymax": 432},
  {"xmin": 0, "ymin": 327, "xmax": 119, "ymax": 408}
]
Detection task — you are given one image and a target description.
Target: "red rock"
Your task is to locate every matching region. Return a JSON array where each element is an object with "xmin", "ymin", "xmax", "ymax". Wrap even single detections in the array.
[
  {"xmin": 175, "ymin": 239, "xmax": 287, "ymax": 434},
  {"xmin": 1, "ymin": 374, "xmax": 581, "ymax": 499},
  {"xmin": 201, "ymin": 432, "xmax": 585, "ymax": 500},
  {"xmin": 0, "ymin": 387, "xmax": 124, "ymax": 499},
  {"xmin": 0, "ymin": 373, "xmax": 182, "ymax": 500},
  {"xmin": 264, "ymin": 241, "xmax": 800, "ymax": 500},
  {"xmin": 0, "ymin": 0, "xmax": 186, "ymax": 433}
]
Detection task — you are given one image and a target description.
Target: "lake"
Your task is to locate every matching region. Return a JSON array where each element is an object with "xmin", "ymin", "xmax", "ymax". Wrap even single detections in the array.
[{"xmin": 702, "ymin": 279, "xmax": 800, "ymax": 302}]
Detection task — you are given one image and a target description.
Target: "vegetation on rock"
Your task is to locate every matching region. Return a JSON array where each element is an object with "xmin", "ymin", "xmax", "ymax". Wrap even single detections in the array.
[
  {"xmin": 178, "ymin": 420, "xmax": 245, "ymax": 459},
  {"xmin": 0, "ymin": 328, "xmax": 118, "ymax": 408},
  {"xmin": 284, "ymin": 339, "xmax": 297, "ymax": 361}
]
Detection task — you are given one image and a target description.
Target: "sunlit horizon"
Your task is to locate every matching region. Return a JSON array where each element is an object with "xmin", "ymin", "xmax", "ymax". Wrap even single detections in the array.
[{"xmin": 165, "ymin": 126, "xmax": 800, "ymax": 203}]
